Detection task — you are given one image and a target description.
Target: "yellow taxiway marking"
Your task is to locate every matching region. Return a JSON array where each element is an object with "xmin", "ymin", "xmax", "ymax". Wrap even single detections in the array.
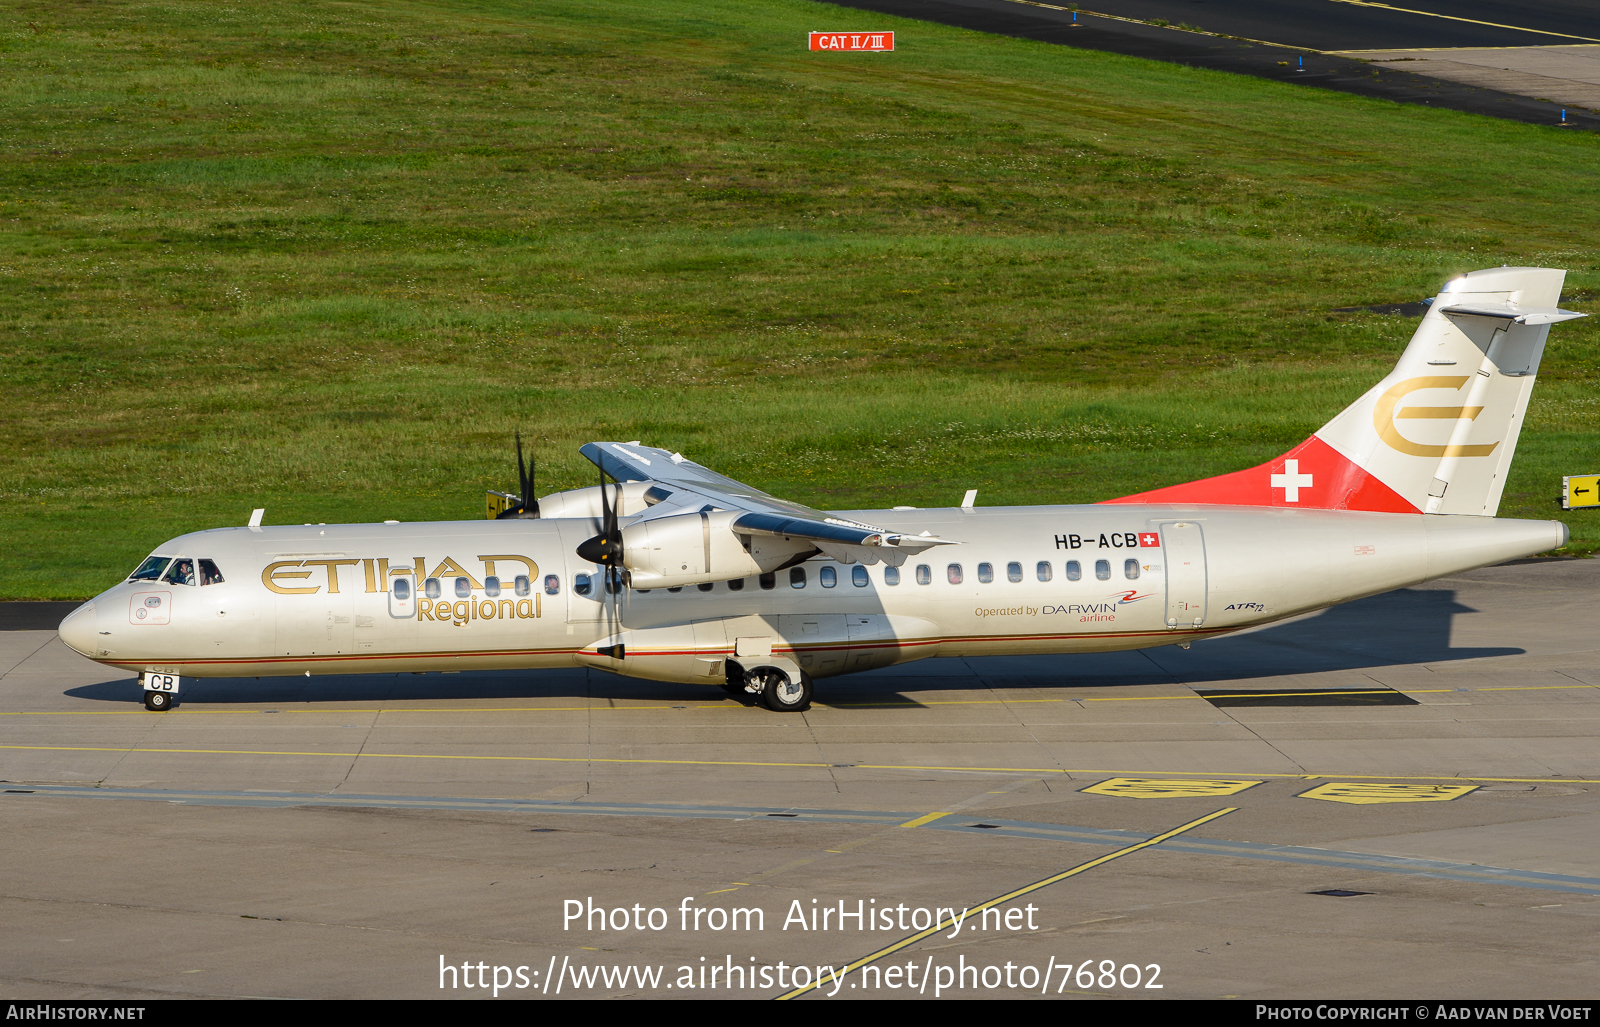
[
  {"xmin": 834, "ymin": 698, "xmax": 1067, "ymax": 707},
  {"xmin": 775, "ymin": 807, "xmax": 1239, "ymax": 1000},
  {"xmin": 1300, "ymin": 782, "xmax": 1480, "ymax": 804},
  {"xmin": 1081, "ymin": 778, "xmax": 1262, "ymax": 799},
  {"xmin": 1337, "ymin": 44, "xmax": 1600, "ymax": 53},
  {"xmin": 898, "ymin": 811, "xmax": 954, "ymax": 829},
  {"xmin": 0, "ymin": 682, "xmax": 1593, "ymax": 716},
  {"xmin": 1316, "ymin": 0, "xmax": 1600, "ymax": 44},
  {"xmin": 0, "ymin": 744, "xmax": 1591, "ymax": 785}
]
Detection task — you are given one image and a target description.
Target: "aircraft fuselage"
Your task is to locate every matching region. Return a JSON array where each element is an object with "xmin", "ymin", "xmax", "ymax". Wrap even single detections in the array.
[{"xmin": 58, "ymin": 505, "xmax": 1565, "ymax": 687}]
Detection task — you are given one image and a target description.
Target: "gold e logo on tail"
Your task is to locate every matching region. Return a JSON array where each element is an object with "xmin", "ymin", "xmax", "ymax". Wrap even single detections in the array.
[{"xmin": 1373, "ymin": 377, "xmax": 1499, "ymax": 458}]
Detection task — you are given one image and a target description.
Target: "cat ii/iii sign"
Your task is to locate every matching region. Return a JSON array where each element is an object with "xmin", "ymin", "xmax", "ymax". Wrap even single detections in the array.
[{"xmin": 809, "ymin": 32, "xmax": 894, "ymax": 51}]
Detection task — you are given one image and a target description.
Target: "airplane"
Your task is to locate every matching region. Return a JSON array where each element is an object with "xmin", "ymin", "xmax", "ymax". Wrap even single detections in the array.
[{"xmin": 57, "ymin": 266, "xmax": 1583, "ymax": 713}]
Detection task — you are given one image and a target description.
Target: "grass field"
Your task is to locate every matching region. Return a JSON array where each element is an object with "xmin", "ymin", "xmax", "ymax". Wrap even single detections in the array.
[{"xmin": 3, "ymin": 0, "xmax": 1599, "ymax": 599}]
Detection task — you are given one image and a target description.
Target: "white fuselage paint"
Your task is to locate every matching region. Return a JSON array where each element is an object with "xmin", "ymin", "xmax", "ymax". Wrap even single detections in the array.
[{"xmin": 59, "ymin": 505, "xmax": 1565, "ymax": 687}]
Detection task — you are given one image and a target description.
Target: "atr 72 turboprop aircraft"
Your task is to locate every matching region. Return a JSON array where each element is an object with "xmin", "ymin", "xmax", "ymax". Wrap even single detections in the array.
[{"xmin": 59, "ymin": 267, "xmax": 1583, "ymax": 712}]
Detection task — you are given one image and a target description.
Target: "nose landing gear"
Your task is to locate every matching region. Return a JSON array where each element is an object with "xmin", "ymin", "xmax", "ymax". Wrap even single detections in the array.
[
  {"xmin": 721, "ymin": 660, "xmax": 813, "ymax": 711},
  {"xmin": 143, "ymin": 690, "xmax": 173, "ymax": 712},
  {"xmin": 745, "ymin": 666, "xmax": 814, "ymax": 712}
]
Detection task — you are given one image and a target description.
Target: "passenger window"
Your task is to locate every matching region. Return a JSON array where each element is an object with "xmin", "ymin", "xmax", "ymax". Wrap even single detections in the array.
[
  {"xmin": 1124, "ymin": 558, "xmax": 1140, "ymax": 580},
  {"xmin": 1007, "ymin": 562, "xmax": 1022, "ymax": 583},
  {"xmin": 790, "ymin": 568, "xmax": 806, "ymax": 588},
  {"xmin": 516, "ymin": 575, "xmax": 532, "ymax": 597},
  {"xmin": 392, "ymin": 577, "xmax": 412, "ymax": 601},
  {"xmin": 484, "ymin": 575, "xmax": 501, "ymax": 597},
  {"xmin": 129, "ymin": 556, "xmax": 171, "ymax": 582},
  {"xmin": 605, "ymin": 572, "xmax": 621, "ymax": 595},
  {"xmin": 162, "ymin": 558, "xmax": 197, "ymax": 586},
  {"xmin": 916, "ymin": 564, "xmax": 931, "ymax": 586},
  {"xmin": 884, "ymin": 566, "xmax": 900, "ymax": 586},
  {"xmin": 948, "ymin": 564, "xmax": 963, "ymax": 585},
  {"xmin": 454, "ymin": 577, "xmax": 471, "ymax": 598},
  {"xmin": 574, "ymin": 574, "xmax": 592, "ymax": 597},
  {"xmin": 820, "ymin": 566, "xmax": 837, "ymax": 588},
  {"xmin": 728, "ymin": 577, "xmax": 745, "ymax": 592},
  {"xmin": 852, "ymin": 565, "xmax": 869, "ymax": 587},
  {"xmin": 1095, "ymin": 559, "xmax": 1111, "ymax": 581},
  {"xmin": 1037, "ymin": 561, "xmax": 1053, "ymax": 582},
  {"xmin": 759, "ymin": 572, "xmax": 776, "ymax": 590},
  {"xmin": 425, "ymin": 577, "xmax": 442, "ymax": 599},
  {"xmin": 1066, "ymin": 561, "xmax": 1081, "ymax": 582},
  {"xmin": 543, "ymin": 575, "xmax": 559, "ymax": 595},
  {"xmin": 698, "ymin": 582, "xmax": 714, "ymax": 592},
  {"xmin": 199, "ymin": 559, "xmax": 225, "ymax": 586},
  {"xmin": 977, "ymin": 563, "xmax": 993, "ymax": 584}
]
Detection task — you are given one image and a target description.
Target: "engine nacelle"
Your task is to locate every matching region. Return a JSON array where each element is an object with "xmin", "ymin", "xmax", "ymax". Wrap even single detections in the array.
[
  {"xmin": 536, "ymin": 482, "xmax": 656, "ymax": 520},
  {"xmin": 621, "ymin": 509, "xmax": 813, "ymax": 589}
]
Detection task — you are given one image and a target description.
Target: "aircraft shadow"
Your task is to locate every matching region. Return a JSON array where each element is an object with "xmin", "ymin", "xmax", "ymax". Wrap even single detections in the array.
[{"xmin": 64, "ymin": 587, "xmax": 1514, "ymax": 708}]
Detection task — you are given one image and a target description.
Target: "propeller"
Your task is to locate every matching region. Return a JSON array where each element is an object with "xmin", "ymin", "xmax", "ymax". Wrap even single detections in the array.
[
  {"xmin": 576, "ymin": 461, "xmax": 624, "ymax": 567},
  {"xmin": 495, "ymin": 432, "xmax": 540, "ymax": 519},
  {"xmin": 575, "ymin": 462, "xmax": 626, "ymax": 649}
]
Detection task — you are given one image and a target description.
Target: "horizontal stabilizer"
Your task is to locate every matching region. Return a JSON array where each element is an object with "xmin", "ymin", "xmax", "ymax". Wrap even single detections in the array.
[{"xmin": 1438, "ymin": 302, "xmax": 1585, "ymax": 326}]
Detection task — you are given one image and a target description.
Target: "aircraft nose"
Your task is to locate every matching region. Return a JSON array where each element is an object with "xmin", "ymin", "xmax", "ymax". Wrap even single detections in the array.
[{"xmin": 58, "ymin": 602, "xmax": 99, "ymax": 658}]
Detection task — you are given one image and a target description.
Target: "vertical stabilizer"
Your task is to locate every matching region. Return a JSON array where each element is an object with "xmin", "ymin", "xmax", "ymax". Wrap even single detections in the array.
[{"xmin": 1105, "ymin": 267, "xmax": 1585, "ymax": 515}]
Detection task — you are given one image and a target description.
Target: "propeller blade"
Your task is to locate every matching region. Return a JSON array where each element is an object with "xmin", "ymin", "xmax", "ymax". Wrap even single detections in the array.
[
  {"xmin": 515, "ymin": 431, "xmax": 529, "ymax": 506},
  {"xmin": 495, "ymin": 432, "xmax": 540, "ymax": 519},
  {"xmin": 576, "ymin": 466, "xmax": 625, "ymax": 566}
]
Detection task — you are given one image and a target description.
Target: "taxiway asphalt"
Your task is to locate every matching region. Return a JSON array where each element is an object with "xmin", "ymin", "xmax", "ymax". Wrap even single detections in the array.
[
  {"xmin": 2, "ymin": 559, "xmax": 1597, "ymax": 999},
  {"xmin": 824, "ymin": 0, "xmax": 1600, "ymax": 130}
]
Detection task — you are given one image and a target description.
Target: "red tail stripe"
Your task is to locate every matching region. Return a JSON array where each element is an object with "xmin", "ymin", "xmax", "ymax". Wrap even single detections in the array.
[{"xmin": 1101, "ymin": 435, "xmax": 1418, "ymax": 513}]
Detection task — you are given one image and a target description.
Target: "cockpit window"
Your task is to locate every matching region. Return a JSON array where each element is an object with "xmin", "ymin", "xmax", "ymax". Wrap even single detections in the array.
[
  {"xmin": 198, "ymin": 559, "xmax": 225, "ymax": 586},
  {"xmin": 129, "ymin": 556, "xmax": 171, "ymax": 582},
  {"xmin": 162, "ymin": 558, "xmax": 197, "ymax": 586}
]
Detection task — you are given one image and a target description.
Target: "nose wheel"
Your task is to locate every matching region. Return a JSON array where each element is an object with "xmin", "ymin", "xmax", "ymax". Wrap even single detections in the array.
[{"xmin": 143, "ymin": 691, "xmax": 173, "ymax": 712}]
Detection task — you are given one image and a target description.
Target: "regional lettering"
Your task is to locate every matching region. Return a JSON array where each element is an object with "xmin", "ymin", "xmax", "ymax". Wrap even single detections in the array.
[{"xmin": 420, "ymin": 597, "xmax": 539, "ymax": 626}]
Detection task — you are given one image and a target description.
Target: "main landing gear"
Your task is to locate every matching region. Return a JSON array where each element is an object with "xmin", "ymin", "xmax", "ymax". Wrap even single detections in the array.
[{"xmin": 725, "ymin": 664, "xmax": 814, "ymax": 712}]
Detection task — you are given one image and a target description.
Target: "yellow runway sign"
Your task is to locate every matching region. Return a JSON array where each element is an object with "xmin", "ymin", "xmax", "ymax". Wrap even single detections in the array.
[{"xmin": 1563, "ymin": 474, "xmax": 1600, "ymax": 510}]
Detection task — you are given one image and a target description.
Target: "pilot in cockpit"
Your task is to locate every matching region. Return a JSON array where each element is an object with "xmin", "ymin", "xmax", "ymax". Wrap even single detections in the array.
[{"xmin": 164, "ymin": 559, "xmax": 196, "ymax": 586}]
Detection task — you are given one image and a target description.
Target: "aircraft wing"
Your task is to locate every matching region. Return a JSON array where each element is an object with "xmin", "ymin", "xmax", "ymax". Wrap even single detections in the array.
[{"xmin": 579, "ymin": 441, "xmax": 956, "ymax": 564}]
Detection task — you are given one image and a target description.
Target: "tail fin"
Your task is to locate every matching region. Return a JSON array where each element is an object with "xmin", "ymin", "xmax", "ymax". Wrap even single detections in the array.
[{"xmin": 1104, "ymin": 267, "xmax": 1585, "ymax": 516}]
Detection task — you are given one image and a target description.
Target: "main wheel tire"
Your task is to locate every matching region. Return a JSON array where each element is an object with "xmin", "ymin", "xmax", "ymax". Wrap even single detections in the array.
[
  {"xmin": 144, "ymin": 691, "xmax": 171, "ymax": 712},
  {"xmin": 758, "ymin": 669, "xmax": 813, "ymax": 713}
]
